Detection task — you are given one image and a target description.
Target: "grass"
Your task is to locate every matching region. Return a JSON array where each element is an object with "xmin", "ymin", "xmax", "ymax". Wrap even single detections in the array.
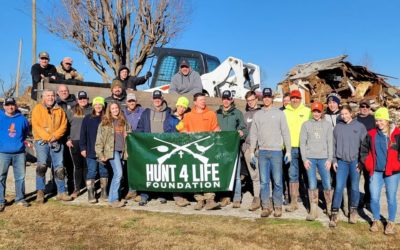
[{"xmin": 0, "ymin": 202, "xmax": 399, "ymax": 249}]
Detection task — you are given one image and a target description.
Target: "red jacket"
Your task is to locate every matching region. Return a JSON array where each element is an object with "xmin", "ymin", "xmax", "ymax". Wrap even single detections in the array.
[{"xmin": 361, "ymin": 127, "xmax": 400, "ymax": 176}]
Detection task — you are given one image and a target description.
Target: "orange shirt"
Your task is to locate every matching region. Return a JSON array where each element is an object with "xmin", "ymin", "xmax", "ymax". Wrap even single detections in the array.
[{"xmin": 180, "ymin": 107, "xmax": 219, "ymax": 132}]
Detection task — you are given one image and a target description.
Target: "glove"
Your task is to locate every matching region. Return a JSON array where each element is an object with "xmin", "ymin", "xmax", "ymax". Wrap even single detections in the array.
[
  {"xmin": 145, "ymin": 71, "xmax": 152, "ymax": 79},
  {"xmin": 250, "ymin": 152, "xmax": 257, "ymax": 169},
  {"xmin": 284, "ymin": 152, "xmax": 292, "ymax": 164}
]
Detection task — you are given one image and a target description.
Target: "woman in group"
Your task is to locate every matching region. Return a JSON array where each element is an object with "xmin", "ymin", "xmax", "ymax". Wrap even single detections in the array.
[
  {"xmin": 329, "ymin": 105, "xmax": 367, "ymax": 227},
  {"xmin": 95, "ymin": 101, "xmax": 131, "ymax": 208},
  {"xmin": 299, "ymin": 101, "xmax": 333, "ymax": 221},
  {"xmin": 361, "ymin": 107, "xmax": 400, "ymax": 235},
  {"xmin": 165, "ymin": 96, "xmax": 190, "ymax": 207},
  {"xmin": 80, "ymin": 96, "xmax": 108, "ymax": 203},
  {"xmin": 66, "ymin": 91, "xmax": 92, "ymax": 198}
]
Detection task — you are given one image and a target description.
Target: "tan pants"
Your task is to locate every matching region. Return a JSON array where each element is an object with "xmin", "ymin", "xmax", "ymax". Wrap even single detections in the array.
[
  {"xmin": 244, "ymin": 148, "xmax": 260, "ymax": 197},
  {"xmin": 194, "ymin": 193, "xmax": 215, "ymax": 201}
]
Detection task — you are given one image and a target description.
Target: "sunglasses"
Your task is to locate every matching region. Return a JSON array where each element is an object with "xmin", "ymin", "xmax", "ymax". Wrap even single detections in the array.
[
  {"xmin": 360, "ymin": 105, "xmax": 369, "ymax": 108},
  {"xmin": 40, "ymin": 57, "xmax": 49, "ymax": 60},
  {"xmin": 65, "ymin": 63, "xmax": 72, "ymax": 66}
]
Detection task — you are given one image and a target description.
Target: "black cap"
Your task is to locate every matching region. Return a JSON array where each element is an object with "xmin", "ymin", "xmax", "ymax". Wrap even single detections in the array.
[
  {"xmin": 359, "ymin": 99, "xmax": 370, "ymax": 107},
  {"xmin": 153, "ymin": 90, "xmax": 163, "ymax": 99},
  {"xmin": 4, "ymin": 97, "xmax": 16, "ymax": 105},
  {"xmin": 180, "ymin": 59, "xmax": 189, "ymax": 67},
  {"xmin": 262, "ymin": 88, "xmax": 273, "ymax": 97},
  {"xmin": 222, "ymin": 90, "xmax": 232, "ymax": 99},
  {"xmin": 77, "ymin": 91, "xmax": 88, "ymax": 99}
]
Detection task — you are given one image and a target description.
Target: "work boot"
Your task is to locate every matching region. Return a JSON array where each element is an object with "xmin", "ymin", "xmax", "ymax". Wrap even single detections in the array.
[
  {"xmin": 56, "ymin": 193, "xmax": 73, "ymax": 201},
  {"xmin": 249, "ymin": 197, "xmax": 261, "ymax": 211},
  {"xmin": 261, "ymin": 207, "xmax": 273, "ymax": 218},
  {"xmin": 369, "ymin": 220, "xmax": 380, "ymax": 233},
  {"xmin": 71, "ymin": 190, "xmax": 79, "ymax": 199},
  {"xmin": 349, "ymin": 207, "xmax": 358, "ymax": 224},
  {"xmin": 285, "ymin": 182, "xmax": 299, "ymax": 212},
  {"xmin": 100, "ymin": 178, "xmax": 108, "ymax": 202},
  {"xmin": 176, "ymin": 198, "xmax": 190, "ymax": 207},
  {"xmin": 232, "ymin": 200, "xmax": 241, "ymax": 208},
  {"xmin": 273, "ymin": 206, "xmax": 282, "ymax": 217},
  {"xmin": 342, "ymin": 189, "xmax": 349, "ymax": 217},
  {"xmin": 329, "ymin": 211, "xmax": 339, "ymax": 228},
  {"xmin": 86, "ymin": 180, "xmax": 97, "ymax": 203},
  {"xmin": 205, "ymin": 199, "xmax": 220, "ymax": 210},
  {"xmin": 134, "ymin": 195, "xmax": 142, "ymax": 202},
  {"xmin": 109, "ymin": 200, "xmax": 125, "ymax": 208},
  {"xmin": 0, "ymin": 204, "xmax": 5, "ymax": 212},
  {"xmin": 125, "ymin": 191, "xmax": 137, "ymax": 200},
  {"xmin": 323, "ymin": 189, "xmax": 333, "ymax": 217},
  {"xmin": 36, "ymin": 190, "xmax": 45, "ymax": 204},
  {"xmin": 194, "ymin": 200, "xmax": 204, "ymax": 210},
  {"xmin": 220, "ymin": 197, "xmax": 231, "ymax": 207},
  {"xmin": 306, "ymin": 189, "xmax": 318, "ymax": 221},
  {"xmin": 385, "ymin": 221, "xmax": 396, "ymax": 235}
]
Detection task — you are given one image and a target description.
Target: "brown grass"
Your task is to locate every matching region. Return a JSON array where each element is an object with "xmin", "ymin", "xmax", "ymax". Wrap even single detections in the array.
[{"xmin": 0, "ymin": 201, "xmax": 399, "ymax": 249}]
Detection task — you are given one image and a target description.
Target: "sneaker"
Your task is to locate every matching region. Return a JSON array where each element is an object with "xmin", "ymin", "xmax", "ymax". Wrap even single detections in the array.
[
  {"xmin": 369, "ymin": 220, "xmax": 380, "ymax": 233},
  {"xmin": 0, "ymin": 204, "xmax": 5, "ymax": 212},
  {"xmin": 385, "ymin": 221, "xmax": 396, "ymax": 235},
  {"xmin": 232, "ymin": 201, "xmax": 241, "ymax": 208},
  {"xmin": 56, "ymin": 193, "xmax": 73, "ymax": 202},
  {"xmin": 16, "ymin": 200, "xmax": 30, "ymax": 207}
]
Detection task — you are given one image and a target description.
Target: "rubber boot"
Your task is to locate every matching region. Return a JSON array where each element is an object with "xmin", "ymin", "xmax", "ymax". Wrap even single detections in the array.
[
  {"xmin": 86, "ymin": 180, "xmax": 97, "ymax": 204},
  {"xmin": 306, "ymin": 189, "xmax": 318, "ymax": 221},
  {"xmin": 100, "ymin": 178, "xmax": 108, "ymax": 202},
  {"xmin": 285, "ymin": 182, "xmax": 299, "ymax": 212},
  {"xmin": 323, "ymin": 189, "xmax": 333, "ymax": 217}
]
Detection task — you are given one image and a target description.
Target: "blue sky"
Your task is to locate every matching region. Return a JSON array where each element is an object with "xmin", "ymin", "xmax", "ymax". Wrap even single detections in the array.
[{"xmin": 1, "ymin": 0, "xmax": 399, "ymax": 91}]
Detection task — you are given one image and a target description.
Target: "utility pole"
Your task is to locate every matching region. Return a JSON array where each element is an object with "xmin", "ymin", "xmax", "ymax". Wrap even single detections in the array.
[
  {"xmin": 16, "ymin": 39, "xmax": 22, "ymax": 97},
  {"xmin": 32, "ymin": 0, "xmax": 37, "ymax": 65}
]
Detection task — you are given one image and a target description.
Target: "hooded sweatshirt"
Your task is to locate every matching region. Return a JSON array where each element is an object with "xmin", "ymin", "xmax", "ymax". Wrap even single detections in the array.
[
  {"xmin": 114, "ymin": 66, "xmax": 147, "ymax": 90},
  {"xmin": 241, "ymin": 105, "xmax": 261, "ymax": 152},
  {"xmin": 300, "ymin": 119, "xmax": 333, "ymax": 162},
  {"xmin": 123, "ymin": 105, "xmax": 144, "ymax": 131},
  {"xmin": 0, "ymin": 110, "xmax": 29, "ymax": 154},
  {"xmin": 66, "ymin": 105, "xmax": 93, "ymax": 141},
  {"xmin": 284, "ymin": 103, "xmax": 311, "ymax": 147},
  {"xmin": 325, "ymin": 108, "xmax": 342, "ymax": 128},
  {"xmin": 216, "ymin": 104, "xmax": 247, "ymax": 140},
  {"xmin": 136, "ymin": 101, "xmax": 171, "ymax": 133},
  {"xmin": 250, "ymin": 106, "xmax": 291, "ymax": 152},
  {"xmin": 181, "ymin": 106, "xmax": 219, "ymax": 132},
  {"xmin": 333, "ymin": 119, "xmax": 367, "ymax": 163},
  {"xmin": 105, "ymin": 90, "xmax": 127, "ymax": 109},
  {"xmin": 170, "ymin": 70, "xmax": 203, "ymax": 94}
]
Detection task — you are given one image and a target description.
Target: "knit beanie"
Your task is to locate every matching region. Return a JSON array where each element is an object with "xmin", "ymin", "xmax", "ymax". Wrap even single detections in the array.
[
  {"xmin": 326, "ymin": 93, "xmax": 341, "ymax": 105},
  {"xmin": 92, "ymin": 96, "xmax": 105, "ymax": 107},
  {"xmin": 374, "ymin": 107, "xmax": 390, "ymax": 121}
]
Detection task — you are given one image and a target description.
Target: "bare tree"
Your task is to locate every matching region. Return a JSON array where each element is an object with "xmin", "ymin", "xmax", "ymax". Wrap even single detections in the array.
[
  {"xmin": 42, "ymin": 0, "xmax": 189, "ymax": 82},
  {"xmin": 0, "ymin": 70, "xmax": 29, "ymax": 98}
]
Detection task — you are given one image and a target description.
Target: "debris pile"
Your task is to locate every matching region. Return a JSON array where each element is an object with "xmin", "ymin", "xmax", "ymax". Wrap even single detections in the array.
[{"xmin": 277, "ymin": 55, "xmax": 400, "ymax": 108}]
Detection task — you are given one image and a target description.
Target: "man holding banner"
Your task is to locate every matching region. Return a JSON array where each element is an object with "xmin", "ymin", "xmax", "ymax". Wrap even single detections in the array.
[
  {"xmin": 180, "ymin": 92, "xmax": 221, "ymax": 210},
  {"xmin": 249, "ymin": 88, "xmax": 291, "ymax": 218}
]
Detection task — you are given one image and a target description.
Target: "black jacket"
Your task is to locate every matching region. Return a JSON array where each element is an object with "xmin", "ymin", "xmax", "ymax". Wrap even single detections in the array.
[{"xmin": 30, "ymin": 63, "xmax": 58, "ymax": 100}]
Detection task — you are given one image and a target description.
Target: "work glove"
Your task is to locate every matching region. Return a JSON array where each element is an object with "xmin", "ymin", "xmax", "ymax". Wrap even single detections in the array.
[
  {"xmin": 250, "ymin": 152, "xmax": 257, "ymax": 169},
  {"xmin": 145, "ymin": 71, "xmax": 152, "ymax": 79},
  {"xmin": 284, "ymin": 152, "xmax": 292, "ymax": 164}
]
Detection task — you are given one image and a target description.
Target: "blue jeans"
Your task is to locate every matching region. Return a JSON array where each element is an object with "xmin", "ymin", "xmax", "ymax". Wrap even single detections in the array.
[
  {"xmin": 370, "ymin": 171, "xmax": 400, "ymax": 222},
  {"xmin": 258, "ymin": 150, "xmax": 283, "ymax": 207},
  {"xmin": 0, "ymin": 152, "xmax": 26, "ymax": 204},
  {"xmin": 332, "ymin": 159, "xmax": 360, "ymax": 210},
  {"xmin": 108, "ymin": 151, "xmax": 123, "ymax": 203},
  {"xmin": 86, "ymin": 158, "xmax": 108, "ymax": 180},
  {"xmin": 306, "ymin": 158, "xmax": 331, "ymax": 190},
  {"xmin": 35, "ymin": 141, "xmax": 66, "ymax": 194},
  {"xmin": 233, "ymin": 153, "xmax": 242, "ymax": 202},
  {"xmin": 289, "ymin": 148, "xmax": 300, "ymax": 183}
]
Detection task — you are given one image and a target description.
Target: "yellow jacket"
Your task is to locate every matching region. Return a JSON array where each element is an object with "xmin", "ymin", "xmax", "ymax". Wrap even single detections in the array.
[
  {"xmin": 284, "ymin": 104, "xmax": 311, "ymax": 147},
  {"xmin": 32, "ymin": 103, "xmax": 67, "ymax": 141}
]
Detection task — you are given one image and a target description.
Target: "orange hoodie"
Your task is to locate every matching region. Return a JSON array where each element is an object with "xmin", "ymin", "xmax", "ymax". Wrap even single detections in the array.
[
  {"xmin": 32, "ymin": 103, "xmax": 67, "ymax": 141},
  {"xmin": 180, "ymin": 106, "xmax": 219, "ymax": 132}
]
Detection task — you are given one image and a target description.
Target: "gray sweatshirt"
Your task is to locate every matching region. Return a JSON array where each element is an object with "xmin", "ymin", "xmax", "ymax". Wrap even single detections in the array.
[
  {"xmin": 300, "ymin": 119, "xmax": 333, "ymax": 162},
  {"xmin": 249, "ymin": 106, "xmax": 291, "ymax": 152},
  {"xmin": 170, "ymin": 70, "xmax": 203, "ymax": 94},
  {"xmin": 333, "ymin": 119, "xmax": 367, "ymax": 163},
  {"xmin": 241, "ymin": 106, "xmax": 260, "ymax": 152},
  {"xmin": 67, "ymin": 106, "xmax": 92, "ymax": 141}
]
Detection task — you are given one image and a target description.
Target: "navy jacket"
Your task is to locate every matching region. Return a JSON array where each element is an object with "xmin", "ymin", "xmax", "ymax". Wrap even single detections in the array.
[{"xmin": 80, "ymin": 114, "xmax": 102, "ymax": 159}]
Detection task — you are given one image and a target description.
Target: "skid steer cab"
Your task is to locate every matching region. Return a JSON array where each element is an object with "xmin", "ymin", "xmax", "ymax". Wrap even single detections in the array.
[{"xmin": 146, "ymin": 47, "xmax": 261, "ymax": 99}]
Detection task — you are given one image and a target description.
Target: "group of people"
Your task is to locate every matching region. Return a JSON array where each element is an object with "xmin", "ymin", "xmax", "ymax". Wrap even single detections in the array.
[{"xmin": 0, "ymin": 53, "xmax": 399, "ymax": 236}]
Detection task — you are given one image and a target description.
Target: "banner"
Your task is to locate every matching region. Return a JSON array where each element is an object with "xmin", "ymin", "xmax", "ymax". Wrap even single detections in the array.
[{"xmin": 126, "ymin": 131, "xmax": 239, "ymax": 192}]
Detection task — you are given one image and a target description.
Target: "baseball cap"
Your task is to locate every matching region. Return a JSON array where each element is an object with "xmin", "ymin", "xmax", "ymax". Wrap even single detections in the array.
[
  {"xmin": 127, "ymin": 93, "xmax": 137, "ymax": 101},
  {"xmin": 311, "ymin": 101, "xmax": 323, "ymax": 112},
  {"xmin": 4, "ymin": 97, "xmax": 16, "ymax": 106},
  {"xmin": 77, "ymin": 91, "xmax": 88, "ymax": 99},
  {"xmin": 38, "ymin": 51, "xmax": 50, "ymax": 59},
  {"xmin": 180, "ymin": 59, "xmax": 189, "ymax": 67},
  {"xmin": 153, "ymin": 90, "xmax": 163, "ymax": 99},
  {"xmin": 222, "ymin": 90, "xmax": 232, "ymax": 99},
  {"xmin": 262, "ymin": 88, "xmax": 273, "ymax": 97},
  {"xmin": 290, "ymin": 90, "xmax": 302, "ymax": 99}
]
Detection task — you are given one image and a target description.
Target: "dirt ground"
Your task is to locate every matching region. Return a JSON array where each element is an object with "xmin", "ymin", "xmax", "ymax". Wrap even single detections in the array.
[{"xmin": 1, "ymin": 165, "xmax": 400, "ymax": 249}]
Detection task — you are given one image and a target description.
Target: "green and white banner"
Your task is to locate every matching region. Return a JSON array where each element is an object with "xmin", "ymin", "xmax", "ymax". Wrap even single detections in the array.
[{"xmin": 126, "ymin": 131, "xmax": 240, "ymax": 192}]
